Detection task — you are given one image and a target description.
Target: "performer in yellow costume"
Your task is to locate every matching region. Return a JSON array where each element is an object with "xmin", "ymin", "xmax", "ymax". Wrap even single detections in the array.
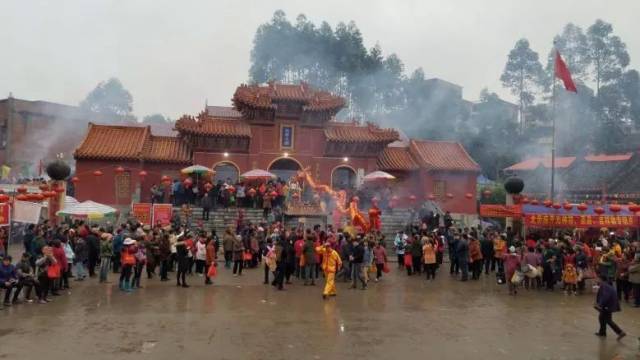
[{"xmin": 316, "ymin": 243, "xmax": 342, "ymax": 299}]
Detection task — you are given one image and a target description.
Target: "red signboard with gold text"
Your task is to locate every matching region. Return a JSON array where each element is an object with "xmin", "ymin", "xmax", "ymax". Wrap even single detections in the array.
[
  {"xmin": 152, "ymin": 204, "xmax": 173, "ymax": 226},
  {"xmin": 524, "ymin": 214, "xmax": 638, "ymax": 228},
  {"xmin": 132, "ymin": 203, "xmax": 152, "ymax": 225},
  {"xmin": 0, "ymin": 203, "xmax": 10, "ymax": 226}
]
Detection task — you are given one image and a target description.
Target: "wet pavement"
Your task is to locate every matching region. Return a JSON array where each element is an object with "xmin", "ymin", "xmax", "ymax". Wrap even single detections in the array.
[{"xmin": 1, "ymin": 265, "xmax": 639, "ymax": 360}]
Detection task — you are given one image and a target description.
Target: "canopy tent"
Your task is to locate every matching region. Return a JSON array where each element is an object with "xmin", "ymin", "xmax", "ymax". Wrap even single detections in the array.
[
  {"xmin": 56, "ymin": 200, "xmax": 118, "ymax": 220},
  {"xmin": 362, "ymin": 171, "xmax": 395, "ymax": 183},
  {"xmin": 240, "ymin": 169, "xmax": 276, "ymax": 181},
  {"xmin": 522, "ymin": 203, "xmax": 638, "ymax": 229},
  {"xmin": 65, "ymin": 195, "xmax": 79, "ymax": 208}
]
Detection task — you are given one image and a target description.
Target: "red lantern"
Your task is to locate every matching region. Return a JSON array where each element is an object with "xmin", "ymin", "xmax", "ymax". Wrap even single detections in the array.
[
  {"xmin": 563, "ymin": 203, "xmax": 573, "ymax": 211},
  {"xmin": 115, "ymin": 166, "xmax": 125, "ymax": 174},
  {"xmin": 446, "ymin": 193, "xmax": 453, "ymax": 199},
  {"xmin": 530, "ymin": 199, "xmax": 539, "ymax": 206},
  {"xmin": 33, "ymin": 193, "xmax": 45, "ymax": 201},
  {"xmin": 594, "ymin": 207, "xmax": 605, "ymax": 215},
  {"xmin": 427, "ymin": 194, "xmax": 435, "ymax": 201},
  {"xmin": 93, "ymin": 170, "xmax": 103, "ymax": 177},
  {"xmin": 465, "ymin": 193, "xmax": 473, "ymax": 199},
  {"xmin": 609, "ymin": 204, "xmax": 621, "ymax": 213},
  {"xmin": 71, "ymin": 176, "xmax": 80, "ymax": 184},
  {"xmin": 39, "ymin": 184, "xmax": 49, "ymax": 191},
  {"xmin": 543, "ymin": 199, "xmax": 553, "ymax": 207},
  {"xmin": 409, "ymin": 195, "xmax": 417, "ymax": 202},
  {"xmin": 521, "ymin": 197, "xmax": 530, "ymax": 204},
  {"xmin": 0, "ymin": 194, "xmax": 9, "ymax": 203},
  {"xmin": 16, "ymin": 186, "xmax": 27, "ymax": 194},
  {"xmin": 577, "ymin": 203, "xmax": 588, "ymax": 212},
  {"xmin": 482, "ymin": 189, "xmax": 492, "ymax": 198},
  {"xmin": 138, "ymin": 170, "xmax": 148, "ymax": 178},
  {"xmin": 161, "ymin": 175, "xmax": 171, "ymax": 184},
  {"xmin": 552, "ymin": 203, "xmax": 561, "ymax": 210},
  {"xmin": 54, "ymin": 186, "xmax": 65, "ymax": 194},
  {"xmin": 628, "ymin": 204, "xmax": 640, "ymax": 213},
  {"xmin": 391, "ymin": 195, "xmax": 399, "ymax": 201},
  {"xmin": 16, "ymin": 194, "xmax": 27, "ymax": 201}
]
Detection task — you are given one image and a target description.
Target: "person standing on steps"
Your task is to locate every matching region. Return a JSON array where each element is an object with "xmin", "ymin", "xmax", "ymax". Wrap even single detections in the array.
[{"xmin": 201, "ymin": 191, "xmax": 212, "ymax": 221}]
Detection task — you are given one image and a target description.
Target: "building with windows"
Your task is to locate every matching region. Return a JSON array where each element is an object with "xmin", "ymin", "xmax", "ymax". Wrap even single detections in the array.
[{"xmin": 73, "ymin": 82, "xmax": 480, "ymax": 214}]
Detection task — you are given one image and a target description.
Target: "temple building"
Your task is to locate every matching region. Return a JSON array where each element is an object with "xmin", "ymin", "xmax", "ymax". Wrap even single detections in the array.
[{"xmin": 74, "ymin": 82, "xmax": 480, "ymax": 215}]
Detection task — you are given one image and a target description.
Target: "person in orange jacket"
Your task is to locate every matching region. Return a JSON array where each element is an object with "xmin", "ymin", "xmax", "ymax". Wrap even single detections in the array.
[{"xmin": 316, "ymin": 242, "xmax": 342, "ymax": 299}]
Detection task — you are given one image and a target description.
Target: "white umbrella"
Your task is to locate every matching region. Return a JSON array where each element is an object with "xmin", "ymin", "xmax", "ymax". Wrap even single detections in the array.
[
  {"xmin": 363, "ymin": 171, "xmax": 396, "ymax": 182},
  {"xmin": 240, "ymin": 169, "xmax": 276, "ymax": 180},
  {"xmin": 180, "ymin": 165, "xmax": 214, "ymax": 175},
  {"xmin": 56, "ymin": 200, "xmax": 118, "ymax": 219}
]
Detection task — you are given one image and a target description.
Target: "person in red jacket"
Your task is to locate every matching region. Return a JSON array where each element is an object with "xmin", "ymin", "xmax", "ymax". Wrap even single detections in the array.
[{"xmin": 51, "ymin": 240, "xmax": 67, "ymax": 296}]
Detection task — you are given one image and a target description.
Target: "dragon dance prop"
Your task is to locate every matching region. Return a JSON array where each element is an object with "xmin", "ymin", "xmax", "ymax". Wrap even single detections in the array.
[{"xmin": 296, "ymin": 167, "xmax": 371, "ymax": 233}]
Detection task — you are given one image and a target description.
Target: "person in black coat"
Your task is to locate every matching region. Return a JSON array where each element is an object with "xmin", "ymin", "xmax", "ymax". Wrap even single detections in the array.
[
  {"xmin": 85, "ymin": 228, "xmax": 100, "ymax": 278},
  {"xmin": 595, "ymin": 275, "xmax": 626, "ymax": 340}
]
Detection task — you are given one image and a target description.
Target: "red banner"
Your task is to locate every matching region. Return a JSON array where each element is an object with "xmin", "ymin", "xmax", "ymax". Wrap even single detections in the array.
[
  {"xmin": 524, "ymin": 214, "xmax": 638, "ymax": 229},
  {"xmin": 480, "ymin": 204, "xmax": 522, "ymax": 218},
  {"xmin": 132, "ymin": 203, "xmax": 152, "ymax": 225},
  {"xmin": 0, "ymin": 203, "xmax": 10, "ymax": 226},
  {"xmin": 152, "ymin": 204, "xmax": 173, "ymax": 226}
]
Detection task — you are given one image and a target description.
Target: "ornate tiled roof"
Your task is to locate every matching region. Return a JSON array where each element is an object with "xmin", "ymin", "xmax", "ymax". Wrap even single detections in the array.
[
  {"xmin": 325, "ymin": 122, "xmax": 399, "ymax": 144},
  {"xmin": 409, "ymin": 140, "xmax": 480, "ymax": 172},
  {"xmin": 74, "ymin": 123, "xmax": 149, "ymax": 161},
  {"xmin": 206, "ymin": 106, "xmax": 242, "ymax": 118},
  {"xmin": 504, "ymin": 156, "xmax": 576, "ymax": 171},
  {"xmin": 377, "ymin": 147, "xmax": 419, "ymax": 171},
  {"xmin": 144, "ymin": 136, "xmax": 191, "ymax": 164},
  {"xmin": 233, "ymin": 82, "xmax": 345, "ymax": 113},
  {"xmin": 174, "ymin": 114, "xmax": 251, "ymax": 138},
  {"xmin": 74, "ymin": 123, "xmax": 192, "ymax": 164}
]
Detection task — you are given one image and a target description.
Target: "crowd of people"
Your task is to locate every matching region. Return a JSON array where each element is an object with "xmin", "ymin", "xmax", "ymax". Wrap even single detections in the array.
[{"xmin": 1, "ymin": 213, "xmax": 638, "ymax": 338}]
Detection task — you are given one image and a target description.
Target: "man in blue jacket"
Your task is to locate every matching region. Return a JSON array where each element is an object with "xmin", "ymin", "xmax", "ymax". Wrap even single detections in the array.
[
  {"xmin": 595, "ymin": 274, "xmax": 626, "ymax": 340},
  {"xmin": 0, "ymin": 255, "xmax": 18, "ymax": 307}
]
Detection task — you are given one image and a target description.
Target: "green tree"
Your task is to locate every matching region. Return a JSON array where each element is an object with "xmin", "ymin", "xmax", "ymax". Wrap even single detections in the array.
[
  {"xmin": 80, "ymin": 78, "xmax": 134, "ymax": 122},
  {"xmin": 500, "ymin": 39, "xmax": 545, "ymax": 129},
  {"xmin": 545, "ymin": 23, "xmax": 589, "ymax": 83}
]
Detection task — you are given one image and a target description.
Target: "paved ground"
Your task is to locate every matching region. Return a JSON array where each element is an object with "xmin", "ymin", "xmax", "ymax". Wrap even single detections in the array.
[{"xmin": 1, "ymin": 263, "xmax": 639, "ymax": 360}]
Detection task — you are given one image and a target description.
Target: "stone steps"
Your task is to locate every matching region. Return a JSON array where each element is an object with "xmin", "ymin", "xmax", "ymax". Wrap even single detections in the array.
[{"xmin": 173, "ymin": 207, "xmax": 413, "ymax": 240}]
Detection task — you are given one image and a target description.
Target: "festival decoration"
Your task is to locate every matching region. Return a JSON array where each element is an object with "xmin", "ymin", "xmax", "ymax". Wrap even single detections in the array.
[
  {"xmin": 368, "ymin": 202, "xmax": 382, "ymax": 231},
  {"xmin": 161, "ymin": 175, "xmax": 171, "ymax": 185},
  {"xmin": 609, "ymin": 204, "xmax": 622, "ymax": 213},
  {"xmin": 446, "ymin": 193, "xmax": 453, "ymax": 199},
  {"xmin": 46, "ymin": 160, "xmax": 71, "ymax": 181},
  {"xmin": 409, "ymin": 195, "xmax": 417, "ymax": 202},
  {"xmin": 482, "ymin": 189, "xmax": 492, "ymax": 198},
  {"xmin": 543, "ymin": 199, "xmax": 553, "ymax": 207},
  {"xmin": 465, "ymin": 193, "xmax": 473, "ymax": 199},
  {"xmin": 39, "ymin": 184, "xmax": 49, "ymax": 191},
  {"xmin": 577, "ymin": 203, "xmax": 588, "ymax": 212},
  {"xmin": 504, "ymin": 177, "xmax": 524, "ymax": 194},
  {"xmin": 54, "ymin": 186, "xmax": 65, "ymax": 193},
  {"xmin": 521, "ymin": 197, "xmax": 530, "ymax": 204},
  {"xmin": 530, "ymin": 199, "xmax": 539, "ymax": 206},
  {"xmin": 594, "ymin": 207, "xmax": 605, "ymax": 215},
  {"xmin": 16, "ymin": 194, "xmax": 27, "ymax": 201},
  {"xmin": 552, "ymin": 203, "xmax": 561, "ymax": 210},
  {"xmin": 16, "ymin": 186, "xmax": 27, "ymax": 194},
  {"xmin": 71, "ymin": 176, "xmax": 80, "ymax": 184},
  {"xmin": 93, "ymin": 170, "xmax": 103, "ymax": 177},
  {"xmin": 427, "ymin": 194, "xmax": 435, "ymax": 201},
  {"xmin": 115, "ymin": 166, "xmax": 125, "ymax": 174},
  {"xmin": 0, "ymin": 194, "xmax": 9, "ymax": 203},
  {"xmin": 138, "ymin": 170, "xmax": 148, "ymax": 178},
  {"xmin": 563, "ymin": 203, "xmax": 573, "ymax": 211}
]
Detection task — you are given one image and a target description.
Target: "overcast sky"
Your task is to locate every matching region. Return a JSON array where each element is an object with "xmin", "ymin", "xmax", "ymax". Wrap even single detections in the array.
[{"xmin": 1, "ymin": 0, "xmax": 638, "ymax": 119}]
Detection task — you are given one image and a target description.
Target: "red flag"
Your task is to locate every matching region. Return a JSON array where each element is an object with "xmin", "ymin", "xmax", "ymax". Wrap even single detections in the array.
[{"xmin": 554, "ymin": 51, "xmax": 577, "ymax": 93}]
